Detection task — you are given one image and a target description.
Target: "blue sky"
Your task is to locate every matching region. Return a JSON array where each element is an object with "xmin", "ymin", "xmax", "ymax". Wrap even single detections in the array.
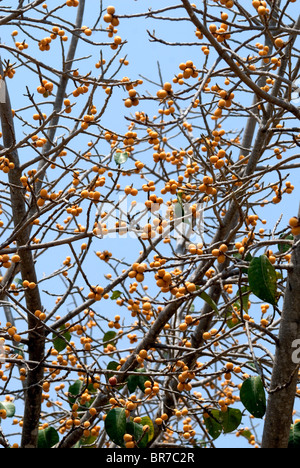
[{"xmin": 0, "ymin": 0, "xmax": 299, "ymax": 449}]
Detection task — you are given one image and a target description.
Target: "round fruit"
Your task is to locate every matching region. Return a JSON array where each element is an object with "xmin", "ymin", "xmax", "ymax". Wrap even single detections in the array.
[
  {"xmin": 109, "ymin": 376, "xmax": 117, "ymax": 386},
  {"xmin": 289, "ymin": 217, "xmax": 299, "ymax": 228},
  {"xmin": 292, "ymin": 226, "xmax": 300, "ymax": 236}
]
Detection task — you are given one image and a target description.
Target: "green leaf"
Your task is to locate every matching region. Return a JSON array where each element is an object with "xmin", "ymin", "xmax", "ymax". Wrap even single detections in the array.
[
  {"xmin": 136, "ymin": 368, "xmax": 148, "ymax": 392},
  {"xmin": 137, "ymin": 373, "xmax": 148, "ymax": 393},
  {"xmin": 105, "ymin": 407, "xmax": 127, "ymax": 447},
  {"xmin": 177, "ymin": 191, "xmax": 183, "ymax": 205},
  {"xmin": 200, "ymin": 292, "xmax": 219, "ymax": 314},
  {"xmin": 220, "ymin": 408, "xmax": 242, "ymax": 434},
  {"xmin": 248, "ymin": 256, "xmax": 277, "ymax": 305},
  {"xmin": 114, "ymin": 151, "xmax": 129, "ymax": 165},
  {"xmin": 175, "ymin": 193, "xmax": 190, "ymax": 224},
  {"xmin": 14, "ymin": 278, "xmax": 23, "ymax": 286},
  {"xmin": 240, "ymin": 376, "xmax": 266, "ymax": 419},
  {"xmin": 289, "ymin": 422, "xmax": 300, "ymax": 448},
  {"xmin": 38, "ymin": 427, "xmax": 59, "ymax": 449},
  {"xmin": 106, "ymin": 361, "xmax": 126, "ymax": 390},
  {"xmin": 278, "ymin": 234, "xmax": 294, "ymax": 254},
  {"xmin": 68, "ymin": 380, "xmax": 83, "ymax": 406},
  {"xmin": 240, "ymin": 429, "xmax": 252, "ymax": 441},
  {"xmin": 174, "ymin": 202, "xmax": 184, "ymax": 220},
  {"xmin": 80, "ymin": 433, "xmax": 98, "ymax": 447},
  {"xmin": 111, "ymin": 290, "xmax": 122, "ymax": 300},
  {"xmin": 204, "ymin": 408, "xmax": 242, "ymax": 440},
  {"xmin": 127, "ymin": 369, "xmax": 148, "ymax": 393},
  {"xmin": 107, "ymin": 361, "xmax": 119, "ymax": 379},
  {"xmin": 67, "ymin": 379, "xmax": 96, "ymax": 410},
  {"xmin": 140, "ymin": 416, "xmax": 154, "ymax": 443},
  {"xmin": 204, "ymin": 410, "xmax": 223, "ymax": 441},
  {"xmin": 52, "ymin": 325, "xmax": 71, "ymax": 353},
  {"xmin": 0, "ymin": 401, "xmax": 15, "ymax": 418},
  {"xmin": 103, "ymin": 331, "xmax": 117, "ymax": 349},
  {"xmin": 15, "ymin": 344, "xmax": 25, "ymax": 359},
  {"xmin": 126, "ymin": 421, "xmax": 149, "ymax": 448},
  {"xmin": 127, "ymin": 374, "xmax": 140, "ymax": 393}
]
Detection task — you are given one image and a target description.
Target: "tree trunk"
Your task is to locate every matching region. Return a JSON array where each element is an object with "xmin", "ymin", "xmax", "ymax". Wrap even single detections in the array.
[
  {"xmin": 0, "ymin": 62, "xmax": 44, "ymax": 449},
  {"xmin": 262, "ymin": 214, "xmax": 300, "ymax": 448}
]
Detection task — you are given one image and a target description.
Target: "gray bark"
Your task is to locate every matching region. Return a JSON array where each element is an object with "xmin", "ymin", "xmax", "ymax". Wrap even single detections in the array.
[
  {"xmin": 0, "ymin": 62, "xmax": 44, "ymax": 448},
  {"xmin": 262, "ymin": 214, "xmax": 300, "ymax": 448}
]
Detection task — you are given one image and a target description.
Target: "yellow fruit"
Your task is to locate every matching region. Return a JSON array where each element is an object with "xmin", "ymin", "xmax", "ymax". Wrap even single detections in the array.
[
  {"xmin": 217, "ymin": 254, "xmax": 226, "ymax": 264},
  {"xmin": 11, "ymin": 255, "xmax": 21, "ymax": 263},
  {"xmin": 139, "ymin": 349, "xmax": 148, "ymax": 359},
  {"xmin": 226, "ymin": 362, "xmax": 234, "ymax": 371},
  {"xmin": 13, "ymin": 334, "xmax": 22, "ymax": 342},
  {"xmin": 274, "ymin": 37, "xmax": 284, "ymax": 48},
  {"xmin": 289, "ymin": 217, "xmax": 299, "ymax": 228},
  {"xmin": 292, "ymin": 226, "xmax": 300, "ymax": 236},
  {"xmin": 257, "ymin": 5, "xmax": 267, "ymax": 15},
  {"xmin": 125, "ymin": 441, "xmax": 135, "ymax": 448},
  {"xmin": 219, "ymin": 244, "xmax": 228, "ymax": 253},
  {"xmin": 203, "ymin": 332, "xmax": 211, "ymax": 341},
  {"xmin": 106, "ymin": 6, "xmax": 116, "ymax": 15}
]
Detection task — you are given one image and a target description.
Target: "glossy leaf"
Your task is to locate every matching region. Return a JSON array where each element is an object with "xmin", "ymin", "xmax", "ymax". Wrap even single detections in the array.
[
  {"xmin": 204, "ymin": 408, "xmax": 242, "ymax": 440},
  {"xmin": 220, "ymin": 408, "xmax": 242, "ymax": 434},
  {"xmin": 127, "ymin": 374, "xmax": 140, "ymax": 393},
  {"xmin": 174, "ymin": 202, "xmax": 184, "ymax": 220},
  {"xmin": 105, "ymin": 407, "xmax": 126, "ymax": 447},
  {"xmin": 103, "ymin": 331, "xmax": 117, "ymax": 349},
  {"xmin": 38, "ymin": 427, "xmax": 59, "ymax": 449},
  {"xmin": 111, "ymin": 290, "xmax": 122, "ymax": 300},
  {"xmin": 248, "ymin": 256, "xmax": 277, "ymax": 305},
  {"xmin": 204, "ymin": 410, "xmax": 223, "ymax": 440},
  {"xmin": 107, "ymin": 361, "xmax": 119, "ymax": 379},
  {"xmin": 53, "ymin": 325, "xmax": 71, "ymax": 353},
  {"xmin": 0, "ymin": 401, "xmax": 15, "ymax": 418},
  {"xmin": 278, "ymin": 234, "xmax": 294, "ymax": 254},
  {"xmin": 239, "ymin": 429, "xmax": 252, "ymax": 441},
  {"xmin": 14, "ymin": 278, "xmax": 23, "ymax": 286},
  {"xmin": 106, "ymin": 361, "xmax": 126, "ymax": 390},
  {"xmin": 68, "ymin": 380, "xmax": 83, "ymax": 406},
  {"xmin": 127, "ymin": 369, "xmax": 148, "ymax": 393},
  {"xmin": 126, "ymin": 420, "xmax": 148, "ymax": 448},
  {"xmin": 80, "ymin": 433, "xmax": 98, "ymax": 447},
  {"xmin": 240, "ymin": 376, "xmax": 266, "ymax": 419},
  {"xmin": 140, "ymin": 416, "xmax": 155, "ymax": 443},
  {"xmin": 200, "ymin": 292, "xmax": 219, "ymax": 314},
  {"xmin": 114, "ymin": 151, "xmax": 129, "ymax": 165},
  {"xmin": 289, "ymin": 422, "xmax": 300, "ymax": 448}
]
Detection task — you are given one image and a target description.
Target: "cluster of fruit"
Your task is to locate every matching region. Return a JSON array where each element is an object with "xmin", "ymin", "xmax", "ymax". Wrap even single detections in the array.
[{"xmin": 289, "ymin": 217, "xmax": 300, "ymax": 237}]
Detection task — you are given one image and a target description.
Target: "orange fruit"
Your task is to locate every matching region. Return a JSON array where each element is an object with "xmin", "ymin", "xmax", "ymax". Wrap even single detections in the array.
[{"xmin": 289, "ymin": 217, "xmax": 299, "ymax": 228}]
